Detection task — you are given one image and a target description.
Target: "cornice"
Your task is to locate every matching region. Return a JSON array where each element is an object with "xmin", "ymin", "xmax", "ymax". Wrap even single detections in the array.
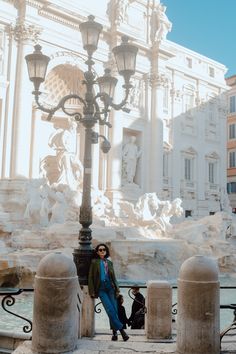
[
  {"xmin": 26, "ymin": 0, "xmax": 44, "ymax": 9},
  {"xmin": 38, "ymin": 8, "xmax": 81, "ymax": 31}
]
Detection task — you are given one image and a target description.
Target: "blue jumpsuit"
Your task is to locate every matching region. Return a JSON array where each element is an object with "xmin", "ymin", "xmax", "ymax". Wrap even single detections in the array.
[{"xmin": 98, "ymin": 260, "xmax": 123, "ymax": 331}]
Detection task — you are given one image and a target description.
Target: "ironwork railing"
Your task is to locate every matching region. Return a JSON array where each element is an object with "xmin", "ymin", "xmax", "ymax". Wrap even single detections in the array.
[
  {"xmin": 0, "ymin": 284, "xmax": 235, "ymax": 341},
  {"xmin": 220, "ymin": 303, "xmax": 236, "ymax": 343},
  {"xmin": 94, "ymin": 283, "xmax": 147, "ymax": 314},
  {"xmin": 0, "ymin": 288, "xmax": 33, "ymax": 334},
  {"xmin": 94, "ymin": 283, "xmax": 236, "ymax": 339},
  {"xmin": 0, "ymin": 287, "xmax": 82, "ymax": 334},
  {"xmin": 219, "ymin": 286, "xmax": 236, "ymax": 343}
]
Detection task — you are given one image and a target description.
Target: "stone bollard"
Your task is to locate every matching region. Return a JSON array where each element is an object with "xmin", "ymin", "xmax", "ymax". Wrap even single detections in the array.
[
  {"xmin": 32, "ymin": 252, "xmax": 79, "ymax": 353},
  {"xmin": 80, "ymin": 286, "xmax": 95, "ymax": 337},
  {"xmin": 177, "ymin": 255, "xmax": 220, "ymax": 354},
  {"xmin": 146, "ymin": 280, "xmax": 172, "ymax": 339}
]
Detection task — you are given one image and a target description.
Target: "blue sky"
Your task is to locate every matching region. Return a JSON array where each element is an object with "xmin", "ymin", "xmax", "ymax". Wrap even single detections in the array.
[{"xmin": 163, "ymin": 0, "xmax": 236, "ymax": 77}]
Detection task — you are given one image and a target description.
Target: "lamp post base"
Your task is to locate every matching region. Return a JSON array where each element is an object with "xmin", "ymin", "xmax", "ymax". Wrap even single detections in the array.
[{"xmin": 73, "ymin": 245, "xmax": 94, "ymax": 286}]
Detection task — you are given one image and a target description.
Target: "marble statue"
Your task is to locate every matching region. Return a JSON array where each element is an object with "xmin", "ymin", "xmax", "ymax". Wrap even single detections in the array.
[
  {"xmin": 118, "ymin": 0, "xmax": 130, "ymax": 23},
  {"xmin": 49, "ymin": 183, "xmax": 82, "ymax": 224},
  {"xmin": 3, "ymin": 179, "xmax": 236, "ymax": 286},
  {"xmin": 150, "ymin": 3, "xmax": 172, "ymax": 43},
  {"xmin": 23, "ymin": 179, "xmax": 82, "ymax": 226},
  {"xmin": 119, "ymin": 193, "xmax": 183, "ymax": 233},
  {"xmin": 170, "ymin": 198, "xmax": 184, "ymax": 217},
  {"xmin": 143, "ymin": 197, "xmax": 183, "ymax": 233},
  {"xmin": 46, "ymin": 119, "xmax": 83, "ymax": 190},
  {"xmin": 24, "ymin": 178, "xmax": 50, "ymax": 226},
  {"xmin": 135, "ymin": 193, "xmax": 161, "ymax": 221},
  {"xmin": 50, "ymin": 190, "xmax": 68, "ymax": 224},
  {"xmin": 39, "ymin": 181, "xmax": 52, "ymax": 227},
  {"xmin": 122, "ymin": 136, "xmax": 141, "ymax": 184},
  {"xmin": 92, "ymin": 188, "xmax": 112, "ymax": 218},
  {"xmin": 220, "ymin": 187, "xmax": 232, "ymax": 213},
  {"xmin": 154, "ymin": 200, "xmax": 172, "ymax": 232}
]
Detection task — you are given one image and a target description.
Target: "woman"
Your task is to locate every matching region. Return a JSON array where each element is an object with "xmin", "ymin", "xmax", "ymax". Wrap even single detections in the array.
[{"xmin": 88, "ymin": 243, "xmax": 129, "ymax": 341}]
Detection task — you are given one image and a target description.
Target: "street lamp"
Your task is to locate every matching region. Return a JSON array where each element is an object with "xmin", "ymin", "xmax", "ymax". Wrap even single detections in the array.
[{"xmin": 25, "ymin": 15, "xmax": 138, "ymax": 285}]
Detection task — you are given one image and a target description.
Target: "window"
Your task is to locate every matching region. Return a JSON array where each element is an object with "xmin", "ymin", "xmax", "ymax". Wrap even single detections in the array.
[
  {"xmin": 163, "ymin": 153, "xmax": 168, "ymax": 177},
  {"xmin": 209, "ymin": 101, "xmax": 215, "ymax": 122},
  {"xmin": 227, "ymin": 182, "xmax": 236, "ymax": 193},
  {"xmin": 233, "ymin": 183, "xmax": 236, "ymax": 192},
  {"xmin": 229, "ymin": 151, "xmax": 236, "ymax": 168},
  {"xmin": 183, "ymin": 85, "xmax": 195, "ymax": 114},
  {"xmin": 184, "ymin": 92, "xmax": 194, "ymax": 113},
  {"xmin": 208, "ymin": 162, "xmax": 215, "ymax": 183},
  {"xmin": 182, "ymin": 148, "xmax": 196, "ymax": 183},
  {"xmin": 209, "ymin": 67, "xmax": 215, "ymax": 78},
  {"xmin": 184, "ymin": 158, "xmax": 191, "ymax": 180},
  {"xmin": 230, "ymin": 96, "xmax": 236, "ymax": 113},
  {"xmin": 209, "ymin": 211, "xmax": 215, "ymax": 215},
  {"xmin": 185, "ymin": 210, "xmax": 192, "ymax": 218},
  {"xmin": 229, "ymin": 124, "xmax": 236, "ymax": 139}
]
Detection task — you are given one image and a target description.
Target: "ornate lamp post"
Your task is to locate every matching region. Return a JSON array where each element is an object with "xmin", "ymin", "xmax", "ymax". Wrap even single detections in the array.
[{"xmin": 25, "ymin": 15, "xmax": 138, "ymax": 285}]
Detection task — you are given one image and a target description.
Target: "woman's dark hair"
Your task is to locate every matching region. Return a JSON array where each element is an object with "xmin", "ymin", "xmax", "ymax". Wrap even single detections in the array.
[{"xmin": 93, "ymin": 243, "xmax": 110, "ymax": 258}]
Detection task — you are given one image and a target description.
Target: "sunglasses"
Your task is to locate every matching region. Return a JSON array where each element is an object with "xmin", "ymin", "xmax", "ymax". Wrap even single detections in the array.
[{"xmin": 98, "ymin": 248, "xmax": 106, "ymax": 252}]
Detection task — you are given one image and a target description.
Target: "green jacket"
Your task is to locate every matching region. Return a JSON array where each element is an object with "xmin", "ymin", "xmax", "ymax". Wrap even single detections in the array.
[{"xmin": 88, "ymin": 258, "xmax": 120, "ymax": 298}]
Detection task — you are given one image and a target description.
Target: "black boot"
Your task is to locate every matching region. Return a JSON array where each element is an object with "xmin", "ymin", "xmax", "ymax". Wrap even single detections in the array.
[
  {"xmin": 120, "ymin": 329, "xmax": 129, "ymax": 341},
  {"xmin": 111, "ymin": 330, "xmax": 118, "ymax": 341}
]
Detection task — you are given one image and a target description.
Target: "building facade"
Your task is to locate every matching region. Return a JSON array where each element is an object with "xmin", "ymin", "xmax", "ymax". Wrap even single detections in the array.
[
  {"xmin": 226, "ymin": 75, "xmax": 236, "ymax": 212},
  {"xmin": 0, "ymin": 0, "xmax": 229, "ymax": 219}
]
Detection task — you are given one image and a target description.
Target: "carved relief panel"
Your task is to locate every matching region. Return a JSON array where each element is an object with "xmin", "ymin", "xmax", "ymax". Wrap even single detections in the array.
[
  {"xmin": 107, "ymin": 0, "xmax": 148, "ymax": 42},
  {"xmin": 127, "ymin": 76, "xmax": 145, "ymax": 116}
]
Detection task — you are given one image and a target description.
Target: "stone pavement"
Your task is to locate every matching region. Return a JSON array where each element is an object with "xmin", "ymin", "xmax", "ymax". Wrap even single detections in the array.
[{"xmin": 13, "ymin": 329, "xmax": 236, "ymax": 354}]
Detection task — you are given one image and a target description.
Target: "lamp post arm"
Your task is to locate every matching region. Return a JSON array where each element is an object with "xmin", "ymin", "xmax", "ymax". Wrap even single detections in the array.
[
  {"xmin": 93, "ymin": 99, "xmax": 112, "ymax": 128},
  {"xmin": 94, "ymin": 85, "xmax": 131, "ymax": 113},
  {"xmin": 34, "ymin": 92, "xmax": 86, "ymax": 121},
  {"xmin": 34, "ymin": 93, "xmax": 58, "ymax": 120},
  {"xmin": 110, "ymin": 85, "xmax": 131, "ymax": 110}
]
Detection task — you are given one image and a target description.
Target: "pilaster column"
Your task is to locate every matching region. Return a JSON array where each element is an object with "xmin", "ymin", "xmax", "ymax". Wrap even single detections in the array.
[
  {"xmin": 91, "ymin": 124, "xmax": 100, "ymax": 191},
  {"xmin": 149, "ymin": 70, "xmax": 167, "ymax": 195},
  {"xmin": 107, "ymin": 110, "xmax": 123, "ymax": 191},
  {"xmin": 0, "ymin": 81, "xmax": 9, "ymax": 178},
  {"xmin": 105, "ymin": 5, "xmax": 123, "ymax": 195},
  {"xmin": 218, "ymin": 93, "xmax": 228, "ymax": 194},
  {"xmin": 9, "ymin": 1, "xmax": 41, "ymax": 178},
  {"xmin": 170, "ymin": 81, "xmax": 183, "ymax": 199}
]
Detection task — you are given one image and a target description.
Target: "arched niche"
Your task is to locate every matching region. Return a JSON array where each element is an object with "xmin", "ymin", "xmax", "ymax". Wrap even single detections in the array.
[{"xmin": 44, "ymin": 64, "xmax": 86, "ymax": 112}]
